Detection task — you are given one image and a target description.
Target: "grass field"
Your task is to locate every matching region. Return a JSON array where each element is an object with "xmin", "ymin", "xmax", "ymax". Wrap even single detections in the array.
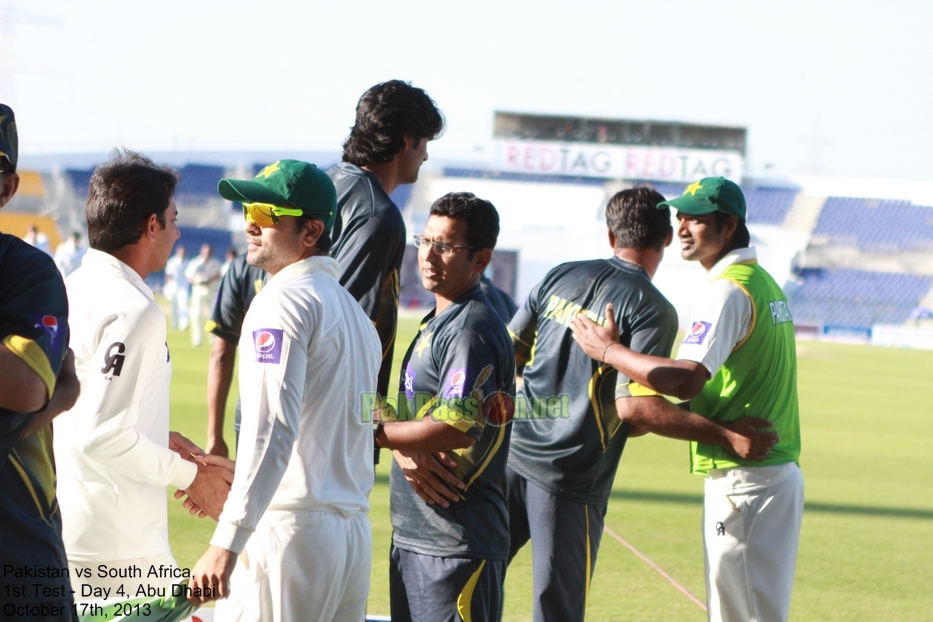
[{"xmin": 164, "ymin": 315, "xmax": 933, "ymax": 621}]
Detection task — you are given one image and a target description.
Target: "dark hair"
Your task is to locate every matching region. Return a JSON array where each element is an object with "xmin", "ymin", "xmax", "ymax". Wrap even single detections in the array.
[
  {"xmin": 713, "ymin": 211, "xmax": 751, "ymax": 249},
  {"xmin": 606, "ymin": 186, "xmax": 671, "ymax": 251},
  {"xmin": 342, "ymin": 80, "xmax": 444, "ymax": 166},
  {"xmin": 429, "ymin": 192, "xmax": 499, "ymax": 251},
  {"xmin": 86, "ymin": 149, "xmax": 178, "ymax": 253}
]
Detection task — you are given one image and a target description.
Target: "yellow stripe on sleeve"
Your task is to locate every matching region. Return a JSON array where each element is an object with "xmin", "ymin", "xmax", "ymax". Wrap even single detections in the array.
[
  {"xmin": 3, "ymin": 334, "xmax": 56, "ymax": 399},
  {"xmin": 627, "ymin": 382, "xmax": 661, "ymax": 397}
]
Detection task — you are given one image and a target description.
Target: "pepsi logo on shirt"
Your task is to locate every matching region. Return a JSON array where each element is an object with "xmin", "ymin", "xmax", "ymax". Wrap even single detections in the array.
[
  {"xmin": 253, "ymin": 328, "xmax": 284, "ymax": 364},
  {"xmin": 684, "ymin": 321, "xmax": 712, "ymax": 345}
]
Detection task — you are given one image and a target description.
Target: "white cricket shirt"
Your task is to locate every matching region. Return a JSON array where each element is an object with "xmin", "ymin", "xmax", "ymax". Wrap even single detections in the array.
[
  {"xmin": 675, "ymin": 247, "xmax": 756, "ymax": 374},
  {"xmin": 211, "ymin": 256, "xmax": 381, "ymax": 554},
  {"xmin": 55, "ymin": 249, "xmax": 197, "ymax": 562}
]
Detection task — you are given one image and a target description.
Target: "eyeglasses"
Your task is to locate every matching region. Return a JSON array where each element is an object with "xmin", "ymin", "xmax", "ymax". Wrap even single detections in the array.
[
  {"xmin": 413, "ymin": 235, "xmax": 475, "ymax": 257},
  {"xmin": 243, "ymin": 202, "xmax": 304, "ymax": 228}
]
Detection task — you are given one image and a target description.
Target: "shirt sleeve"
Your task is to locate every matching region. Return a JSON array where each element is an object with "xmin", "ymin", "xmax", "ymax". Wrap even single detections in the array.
[
  {"xmin": 212, "ymin": 294, "xmax": 311, "ymax": 554},
  {"xmin": 0, "ymin": 250, "xmax": 69, "ymax": 457},
  {"xmin": 333, "ymin": 209, "xmax": 405, "ymax": 322},
  {"xmin": 508, "ymin": 281, "xmax": 542, "ymax": 373},
  {"xmin": 74, "ymin": 304, "xmax": 197, "ymax": 490},
  {"xmin": 0, "ymin": 250, "xmax": 69, "ymax": 400},
  {"xmin": 615, "ymin": 301, "xmax": 679, "ymax": 399},
  {"xmin": 208, "ymin": 259, "xmax": 253, "ymax": 343},
  {"xmin": 428, "ymin": 328, "xmax": 504, "ymax": 434},
  {"xmin": 675, "ymin": 278, "xmax": 752, "ymax": 376}
]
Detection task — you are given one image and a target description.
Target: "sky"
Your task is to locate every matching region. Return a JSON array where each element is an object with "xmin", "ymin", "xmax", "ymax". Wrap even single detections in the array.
[{"xmin": 3, "ymin": 0, "xmax": 932, "ymax": 182}]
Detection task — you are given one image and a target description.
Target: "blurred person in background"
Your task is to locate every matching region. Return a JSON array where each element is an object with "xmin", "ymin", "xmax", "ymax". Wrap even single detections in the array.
[
  {"xmin": 164, "ymin": 244, "xmax": 190, "ymax": 330},
  {"xmin": 54, "ymin": 230, "xmax": 87, "ymax": 278},
  {"xmin": 221, "ymin": 247, "xmax": 236, "ymax": 277},
  {"xmin": 186, "ymin": 243, "xmax": 221, "ymax": 346},
  {"xmin": 23, "ymin": 223, "xmax": 52, "ymax": 256}
]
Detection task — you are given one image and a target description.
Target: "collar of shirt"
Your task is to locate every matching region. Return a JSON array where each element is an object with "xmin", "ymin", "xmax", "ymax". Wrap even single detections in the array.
[
  {"xmin": 609, "ymin": 255, "xmax": 651, "ymax": 280},
  {"xmin": 267, "ymin": 255, "xmax": 340, "ymax": 285},
  {"xmin": 81, "ymin": 248, "xmax": 154, "ymax": 299},
  {"xmin": 707, "ymin": 246, "xmax": 758, "ymax": 280}
]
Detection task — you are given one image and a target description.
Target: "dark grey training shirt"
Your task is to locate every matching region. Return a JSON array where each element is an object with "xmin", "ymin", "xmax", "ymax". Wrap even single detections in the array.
[
  {"xmin": 507, "ymin": 257, "xmax": 678, "ymax": 506},
  {"xmin": 390, "ymin": 284, "xmax": 516, "ymax": 560},
  {"xmin": 329, "ymin": 162, "xmax": 406, "ymax": 398}
]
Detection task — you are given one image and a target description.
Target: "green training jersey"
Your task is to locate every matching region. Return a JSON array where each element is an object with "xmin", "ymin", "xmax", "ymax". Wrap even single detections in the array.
[{"xmin": 689, "ymin": 260, "xmax": 802, "ymax": 474}]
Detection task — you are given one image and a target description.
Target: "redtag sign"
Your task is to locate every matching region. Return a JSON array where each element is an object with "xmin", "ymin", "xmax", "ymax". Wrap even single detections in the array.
[{"xmin": 492, "ymin": 139, "xmax": 743, "ymax": 183}]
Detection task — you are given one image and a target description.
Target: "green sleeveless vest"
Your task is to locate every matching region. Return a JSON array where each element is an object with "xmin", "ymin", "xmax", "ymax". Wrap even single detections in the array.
[{"xmin": 689, "ymin": 260, "xmax": 802, "ymax": 474}]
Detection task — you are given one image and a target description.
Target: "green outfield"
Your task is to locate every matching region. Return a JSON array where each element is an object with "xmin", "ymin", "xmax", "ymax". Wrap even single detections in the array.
[{"xmin": 165, "ymin": 317, "xmax": 933, "ymax": 621}]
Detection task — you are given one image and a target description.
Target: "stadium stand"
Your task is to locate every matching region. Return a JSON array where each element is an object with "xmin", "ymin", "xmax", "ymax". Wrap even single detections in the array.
[
  {"xmin": 813, "ymin": 197, "xmax": 933, "ymax": 253},
  {"xmin": 745, "ymin": 186, "xmax": 798, "ymax": 225},
  {"xmin": 789, "ymin": 268, "xmax": 933, "ymax": 329},
  {"xmin": 65, "ymin": 167, "xmax": 94, "ymax": 200},
  {"xmin": 40, "ymin": 159, "xmax": 933, "ymax": 340},
  {"xmin": 176, "ymin": 164, "xmax": 225, "ymax": 200}
]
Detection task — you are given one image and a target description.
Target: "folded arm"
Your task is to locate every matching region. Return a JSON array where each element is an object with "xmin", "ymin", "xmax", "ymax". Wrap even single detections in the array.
[{"xmin": 618, "ymin": 396, "xmax": 778, "ymax": 460}]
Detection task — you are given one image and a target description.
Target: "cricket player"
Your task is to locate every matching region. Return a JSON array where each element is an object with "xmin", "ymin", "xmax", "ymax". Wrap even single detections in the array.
[
  {"xmin": 204, "ymin": 79, "xmax": 443, "ymax": 461},
  {"xmin": 330, "ymin": 79, "xmax": 445, "ymax": 401},
  {"xmin": 374, "ymin": 192, "xmax": 514, "ymax": 622},
  {"xmin": 54, "ymin": 150, "xmax": 232, "ymax": 600},
  {"xmin": 504, "ymin": 186, "xmax": 777, "ymax": 621},
  {"xmin": 572, "ymin": 177, "xmax": 802, "ymax": 622},
  {"xmin": 189, "ymin": 160, "xmax": 381, "ymax": 621},
  {"xmin": 0, "ymin": 103, "xmax": 81, "ymax": 621}
]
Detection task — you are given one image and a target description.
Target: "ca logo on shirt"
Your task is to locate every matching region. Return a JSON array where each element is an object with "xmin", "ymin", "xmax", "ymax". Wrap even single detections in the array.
[
  {"xmin": 101, "ymin": 342, "xmax": 126, "ymax": 376},
  {"xmin": 253, "ymin": 328, "xmax": 284, "ymax": 364}
]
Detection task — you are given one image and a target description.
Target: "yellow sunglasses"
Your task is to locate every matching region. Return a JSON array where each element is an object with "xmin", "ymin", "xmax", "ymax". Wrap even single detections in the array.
[{"xmin": 243, "ymin": 202, "xmax": 304, "ymax": 228}]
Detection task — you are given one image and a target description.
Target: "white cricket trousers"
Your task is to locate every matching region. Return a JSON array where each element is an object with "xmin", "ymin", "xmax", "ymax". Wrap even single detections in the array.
[
  {"xmin": 216, "ymin": 508, "xmax": 372, "ymax": 622},
  {"xmin": 703, "ymin": 462, "xmax": 804, "ymax": 622}
]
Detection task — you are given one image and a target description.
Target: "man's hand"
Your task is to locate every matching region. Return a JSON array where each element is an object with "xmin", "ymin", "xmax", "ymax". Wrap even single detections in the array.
[
  {"xmin": 180, "ymin": 455, "xmax": 235, "ymax": 520},
  {"xmin": 169, "ymin": 431, "xmax": 205, "ymax": 461},
  {"xmin": 188, "ymin": 545, "xmax": 237, "ymax": 605},
  {"xmin": 175, "ymin": 454, "xmax": 236, "ymax": 519},
  {"xmin": 393, "ymin": 450, "xmax": 464, "ymax": 508},
  {"xmin": 570, "ymin": 303, "xmax": 622, "ymax": 362},
  {"xmin": 722, "ymin": 418, "xmax": 779, "ymax": 460}
]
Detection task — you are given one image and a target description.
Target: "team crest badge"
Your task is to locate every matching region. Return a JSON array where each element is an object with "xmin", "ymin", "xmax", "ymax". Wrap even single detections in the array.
[
  {"xmin": 684, "ymin": 321, "xmax": 712, "ymax": 345},
  {"xmin": 253, "ymin": 328, "xmax": 284, "ymax": 364}
]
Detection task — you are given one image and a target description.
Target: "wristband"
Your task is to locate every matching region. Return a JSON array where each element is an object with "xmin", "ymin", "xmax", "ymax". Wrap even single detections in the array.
[{"xmin": 601, "ymin": 342, "xmax": 615, "ymax": 363}]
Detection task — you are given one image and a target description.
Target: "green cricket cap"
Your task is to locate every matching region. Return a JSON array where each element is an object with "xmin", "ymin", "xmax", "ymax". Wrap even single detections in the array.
[
  {"xmin": 0, "ymin": 104, "xmax": 17, "ymax": 173},
  {"xmin": 217, "ymin": 159, "xmax": 337, "ymax": 231},
  {"xmin": 659, "ymin": 176, "xmax": 746, "ymax": 220}
]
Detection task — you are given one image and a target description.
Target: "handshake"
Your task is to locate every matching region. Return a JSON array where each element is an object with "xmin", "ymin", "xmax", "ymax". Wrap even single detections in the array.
[{"xmin": 169, "ymin": 432, "xmax": 236, "ymax": 521}]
